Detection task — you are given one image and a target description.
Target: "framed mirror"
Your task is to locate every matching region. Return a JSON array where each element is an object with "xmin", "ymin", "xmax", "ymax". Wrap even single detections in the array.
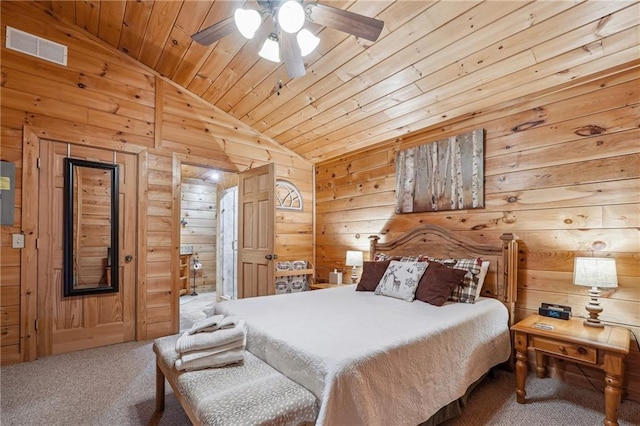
[{"xmin": 63, "ymin": 158, "xmax": 119, "ymax": 296}]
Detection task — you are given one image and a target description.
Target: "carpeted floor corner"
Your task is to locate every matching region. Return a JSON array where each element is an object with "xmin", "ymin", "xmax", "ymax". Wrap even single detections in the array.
[{"xmin": 442, "ymin": 369, "xmax": 639, "ymax": 426}]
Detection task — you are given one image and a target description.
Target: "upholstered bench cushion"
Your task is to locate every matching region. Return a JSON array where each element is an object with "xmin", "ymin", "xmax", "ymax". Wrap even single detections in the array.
[{"xmin": 153, "ymin": 335, "xmax": 318, "ymax": 426}]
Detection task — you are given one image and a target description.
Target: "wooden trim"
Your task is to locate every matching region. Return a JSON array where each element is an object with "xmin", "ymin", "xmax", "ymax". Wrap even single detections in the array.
[
  {"xmin": 154, "ymin": 77, "xmax": 163, "ymax": 150},
  {"xmin": 173, "ymin": 152, "xmax": 240, "ymax": 174},
  {"xmin": 171, "ymin": 155, "xmax": 181, "ymax": 334},
  {"xmin": 312, "ymin": 166, "xmax": 316, "ymax": 284},
  {"xmin": 24, "ymin": 123, "xmax": 147, "ymax": 155},
  {"xmin": 20, "ymin": 127, "xmax": 40, "ymax": 362},
  {"xmin": 136, "ymin": 150, "xmax": 149, "ymax": 340}
]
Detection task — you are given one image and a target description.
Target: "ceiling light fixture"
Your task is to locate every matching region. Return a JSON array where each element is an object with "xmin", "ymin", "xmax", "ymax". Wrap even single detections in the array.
[
  {"xmin": 233, "ymin": 1, "xmax": 318, "ymax": 65},
  {"xmin": 259, "ymin": 33, "xmax": 281, "ymax": 62},
  {"xmin": 234, "ymin": 8, "xmax": 261, "ymax": 39},
  {"xmin": 297, "ymin": 28, "xmax": 320, "ymax": 57},
  {"xmin": 277, "ymin": 1, "xmax": 305, "ymax": 34},
  {"xmin": 194, "ymin": 1, "xmax": 384, "ymax": 79}
]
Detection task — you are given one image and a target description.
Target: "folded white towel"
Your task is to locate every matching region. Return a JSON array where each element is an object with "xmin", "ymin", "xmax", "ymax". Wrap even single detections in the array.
[
  {"xmin": 176, "ymin": 320, "xmax": 246, "ymax": 353},
  {"xmin": 188, "ymin": 315, "xmax": 241, "ymax": 334},
  {"xmin": 175, "ymin": 347, "xmax": 245, "ymax": 371},
  {"xmin": 188, "ymin": 314, "xmax": 224, "ymax": 335},
  {"xmin": 180, "ymin": 334, "xmax": 246, "ymax": 363}
]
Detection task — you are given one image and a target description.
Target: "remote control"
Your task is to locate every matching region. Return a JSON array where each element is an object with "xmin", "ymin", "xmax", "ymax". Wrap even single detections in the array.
[{"xmin": 533, "ymin": 322, "xmax": 553, "ymax": 330}]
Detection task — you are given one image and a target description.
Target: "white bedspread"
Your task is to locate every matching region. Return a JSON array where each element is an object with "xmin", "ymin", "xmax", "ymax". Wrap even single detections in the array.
[{"xmin": 215, "ymin": 284, "xmax": 510, "ymax": 426}]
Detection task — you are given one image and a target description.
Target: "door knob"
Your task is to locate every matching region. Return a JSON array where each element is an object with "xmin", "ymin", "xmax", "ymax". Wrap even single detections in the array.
[
  {"xmin": 265, "ymin": 254, "xmax": 273, "ymax": 260},
  {"xmin": 125, "ymin": 255, "xmax": 133, "ymax": 263}
]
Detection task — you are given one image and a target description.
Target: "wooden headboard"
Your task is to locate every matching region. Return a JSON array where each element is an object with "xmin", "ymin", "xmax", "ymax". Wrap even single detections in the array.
[{"xmin": 369, "ymin": 225, "xmax": 519, "ymax": 327}]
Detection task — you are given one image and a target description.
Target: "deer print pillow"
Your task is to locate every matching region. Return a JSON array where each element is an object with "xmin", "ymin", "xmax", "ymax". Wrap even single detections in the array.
[{"xmin": 374, "ymin": 260, "xmax": 428, "ymax": 302}]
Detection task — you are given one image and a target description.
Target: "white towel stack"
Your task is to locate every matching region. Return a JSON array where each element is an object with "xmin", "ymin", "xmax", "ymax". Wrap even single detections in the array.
[{"xmin": 174, "ymin": 315, "xmax": 246, "ymax": 371}]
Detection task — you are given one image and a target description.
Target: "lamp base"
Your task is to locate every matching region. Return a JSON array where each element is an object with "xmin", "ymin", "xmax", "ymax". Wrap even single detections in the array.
[
  {"xmin": 583, "ymin": 286, "xmax": 604, "ymax": 328},
  {"xmin": 583, "ymin": 318, "xmax": 604, "ymax": 328},
  {"xmin": 351, "ymin": 266, "xmax": 358, "ymax": 284}
]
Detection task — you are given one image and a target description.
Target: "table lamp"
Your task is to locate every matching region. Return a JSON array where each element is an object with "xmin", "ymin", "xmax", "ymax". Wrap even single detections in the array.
[
  {"xmin": 345, "ymin": 251, "xmax": 363, "ymax": 284},
  {"xmin": 573, "ymin": 257, "xmax": 617, "ymax": 328}
]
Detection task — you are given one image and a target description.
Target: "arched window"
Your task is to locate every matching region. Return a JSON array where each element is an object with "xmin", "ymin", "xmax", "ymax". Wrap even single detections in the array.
[{"xmin": 275, "ymin": 180, "xmax": 303, "ymax": 210}]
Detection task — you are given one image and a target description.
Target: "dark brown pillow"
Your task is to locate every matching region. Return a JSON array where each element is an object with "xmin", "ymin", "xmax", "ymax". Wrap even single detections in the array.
[
  {"xmin": 415, "ymin": 262, "xmax": 467, "ymax": 306},
  {"xmin": 356, "ymin": 260, "xmax": 391, "ymax": 292}
]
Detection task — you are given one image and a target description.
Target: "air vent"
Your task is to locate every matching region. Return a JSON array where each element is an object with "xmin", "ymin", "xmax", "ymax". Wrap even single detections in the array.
[{"xmin": 6, "ymin": 26, "xmax": 67, "ymax": 66}]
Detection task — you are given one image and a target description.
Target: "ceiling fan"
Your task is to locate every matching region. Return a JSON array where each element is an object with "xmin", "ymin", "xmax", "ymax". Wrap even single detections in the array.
[{"xmin": 191, "ymin": 0, "xmax": 384, "ymax": 79}]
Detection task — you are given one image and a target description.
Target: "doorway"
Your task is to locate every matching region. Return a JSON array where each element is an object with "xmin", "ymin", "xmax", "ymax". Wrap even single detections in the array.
[
  {"xmin": 36, "ymin": 141, "xmax": 137, "ymax": 356},
  {"xmin": 178, "ymin": 164, "xmax": 238, "ymax": 326}
]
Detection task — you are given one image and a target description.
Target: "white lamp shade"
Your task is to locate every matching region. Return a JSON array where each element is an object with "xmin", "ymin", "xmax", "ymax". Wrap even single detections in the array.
[
  {"xmin": 573, "ymin": 257, "xmax": 618, "ymax": 288},
  {"xmin": 345, "ymin": 250, "xmax": 363, "ymax": 267},
  {"xmin": 259, "ymin": 34, "xmax": 280, "ymax": 62},
  {"xmin": 277, "ymin": 1, "xmax": 305, "ymax": 34},
  {"xmin": 297, "ymin": 28, "xmax": 320, "ymax": 56},
  {"xmin": 234, "ymin": 8, "xmax": 261, "ymax": 39}
]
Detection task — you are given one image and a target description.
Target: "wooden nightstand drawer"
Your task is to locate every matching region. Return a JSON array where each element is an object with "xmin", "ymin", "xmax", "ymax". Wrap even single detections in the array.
[{"xmin": 531, "ymin": 336, "xmax": 597, "ymax": 364}]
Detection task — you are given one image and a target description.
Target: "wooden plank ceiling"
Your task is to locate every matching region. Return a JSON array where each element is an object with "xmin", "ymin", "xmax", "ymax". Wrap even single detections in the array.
[{"xmin": 38, "ymin": 0, "xmax": 639, "ymax": 164}]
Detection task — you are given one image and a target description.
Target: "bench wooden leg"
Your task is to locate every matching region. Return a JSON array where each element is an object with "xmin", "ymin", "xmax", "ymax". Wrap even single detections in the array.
[{"xmin": 156, "ymin": 362, "xmax": 165, "ymax": 413}]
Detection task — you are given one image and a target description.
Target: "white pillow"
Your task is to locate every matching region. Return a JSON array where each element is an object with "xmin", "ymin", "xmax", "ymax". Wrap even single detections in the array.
[
  {"xmin": 374, "ymin": 260, "xmax": 428, "ymax": 302},
  {"xmin": 474, "ymin": 261, "xmax": 490, "ymax": 300}
]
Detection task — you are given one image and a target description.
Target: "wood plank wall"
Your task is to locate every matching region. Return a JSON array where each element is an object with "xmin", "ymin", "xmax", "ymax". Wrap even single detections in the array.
[
  {"xmin": 180, "ymin": 175, "xmax": 219, "ymax": 294},
  {"xmin": 0, "ymin": 1, "xmax": 313, "ymax": 362},
  {"xmin": 315, "ymin": 65, "xmax": 640, "ymax": 401}
]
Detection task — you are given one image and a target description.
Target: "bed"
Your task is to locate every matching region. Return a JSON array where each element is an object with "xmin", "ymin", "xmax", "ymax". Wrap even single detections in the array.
[{"xmin": 215, "ymin": 225, "xmax": 519, "ymax": 425}]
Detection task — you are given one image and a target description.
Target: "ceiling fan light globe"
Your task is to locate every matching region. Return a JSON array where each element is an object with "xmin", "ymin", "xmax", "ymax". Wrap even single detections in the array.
[
  {"xmin": 234, "ymin": 8, "xmax": 261, "ymax": 39},
  {"xmin": 259, "ymin": 34, "xmax": 281, "ymax": 62},
  {"xmin": 297, "ymin": 28, "xmax": 319, "ymax": 57},
  {"xmin": 277, "ymin": 1, "xmax": 305, "ymax": 34}
]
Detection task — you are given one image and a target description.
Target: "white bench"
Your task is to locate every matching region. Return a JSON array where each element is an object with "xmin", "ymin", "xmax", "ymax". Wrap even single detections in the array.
[{"xmin": 153, "ymin": 335, "xmax": 318, "ymax": 425}]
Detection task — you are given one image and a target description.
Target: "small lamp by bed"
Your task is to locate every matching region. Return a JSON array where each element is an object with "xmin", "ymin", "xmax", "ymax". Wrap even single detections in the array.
[
  {"xmin": 573, "ymin": 257, "xmax": 617, "ymax": 328},
  {"xmin": 345, "ymin": 251, "xmax": 364, "ymax": 284}
]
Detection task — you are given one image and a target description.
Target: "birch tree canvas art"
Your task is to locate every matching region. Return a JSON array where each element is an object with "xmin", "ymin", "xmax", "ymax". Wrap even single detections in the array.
[{"xmin": 395, "ymin": 129, "xmax": 484, "ymax": 213}]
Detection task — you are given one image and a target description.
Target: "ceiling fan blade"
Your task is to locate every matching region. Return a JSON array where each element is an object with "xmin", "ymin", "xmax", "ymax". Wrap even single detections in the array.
[
  {"xmin": 192, "ymin": 16, "xmax": 235, "ymax": 45},
  {"xmin": 305, "ymin": 3, "xmax": 384, "ymax": 42},
  {"xmin": 280, "ymin": 32, "xmax": 306, "ymax": 79}
]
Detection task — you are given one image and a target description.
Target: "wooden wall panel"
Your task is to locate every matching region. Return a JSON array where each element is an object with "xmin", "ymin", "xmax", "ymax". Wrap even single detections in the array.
[
  {"xmin": 0, "ymin": 1, "xmax": 314, "ymax": 361},
  {"xmin": 315, "ymin": 66, "xmax": 640, "ymax": 401},
  {"xmin": 180, "ymin": 176, "xmax": 218, "ymax": 293}
]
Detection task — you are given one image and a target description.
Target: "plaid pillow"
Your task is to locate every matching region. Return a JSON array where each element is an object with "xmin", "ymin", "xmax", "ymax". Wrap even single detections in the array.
[
  {"xmin": 374, "ymin": 252, "xmax": 421, "ymax": 262},
  {"xmin": 374, "ymin": 252, "xmax": 400, "ymax": 261},
  {"xmin": 424, "ymin": 256, "xmax": 483, "ymax": 303}
]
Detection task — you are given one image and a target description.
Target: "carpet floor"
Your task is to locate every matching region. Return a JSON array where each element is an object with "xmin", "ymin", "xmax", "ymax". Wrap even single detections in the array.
[{"xmin": 1, "ymin": 293, "xmax": 638, "ymax": 425}]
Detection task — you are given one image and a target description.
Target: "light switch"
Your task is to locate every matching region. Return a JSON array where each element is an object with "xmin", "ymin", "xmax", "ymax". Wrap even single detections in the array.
[{"xmin": 12, "ymin": 233, "xmax": 25, "ymax": 249}]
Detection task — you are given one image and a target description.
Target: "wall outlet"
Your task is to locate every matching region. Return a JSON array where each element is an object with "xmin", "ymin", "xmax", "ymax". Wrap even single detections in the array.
[{"xmin": 12, "ymin": 233, "xmax": 25, "ymax": 249}]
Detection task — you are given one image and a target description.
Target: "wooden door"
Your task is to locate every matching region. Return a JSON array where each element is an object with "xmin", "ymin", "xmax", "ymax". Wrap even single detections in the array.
[
  {"xmin": 37, "ymin": 141, "xmax": 137, "ymax": 356},
  {"xmin": 237, "ymin": 164, "xmax": 275, "ymax": 298}
]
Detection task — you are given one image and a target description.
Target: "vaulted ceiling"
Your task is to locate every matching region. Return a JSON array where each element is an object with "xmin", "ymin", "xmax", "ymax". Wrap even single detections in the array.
[{"xmin": 38, "ymin": 0, "xmax": 639, "ymax": 164}]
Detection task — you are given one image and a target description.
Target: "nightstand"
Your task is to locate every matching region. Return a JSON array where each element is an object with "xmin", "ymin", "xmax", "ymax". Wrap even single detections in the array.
[
  {"xmin": 309, "ymin": 283, "xmax": 339, "ymax": 290},
  {"xmin": 511, "ymin": 314, "xmax": 630, "ymax": 426}
]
